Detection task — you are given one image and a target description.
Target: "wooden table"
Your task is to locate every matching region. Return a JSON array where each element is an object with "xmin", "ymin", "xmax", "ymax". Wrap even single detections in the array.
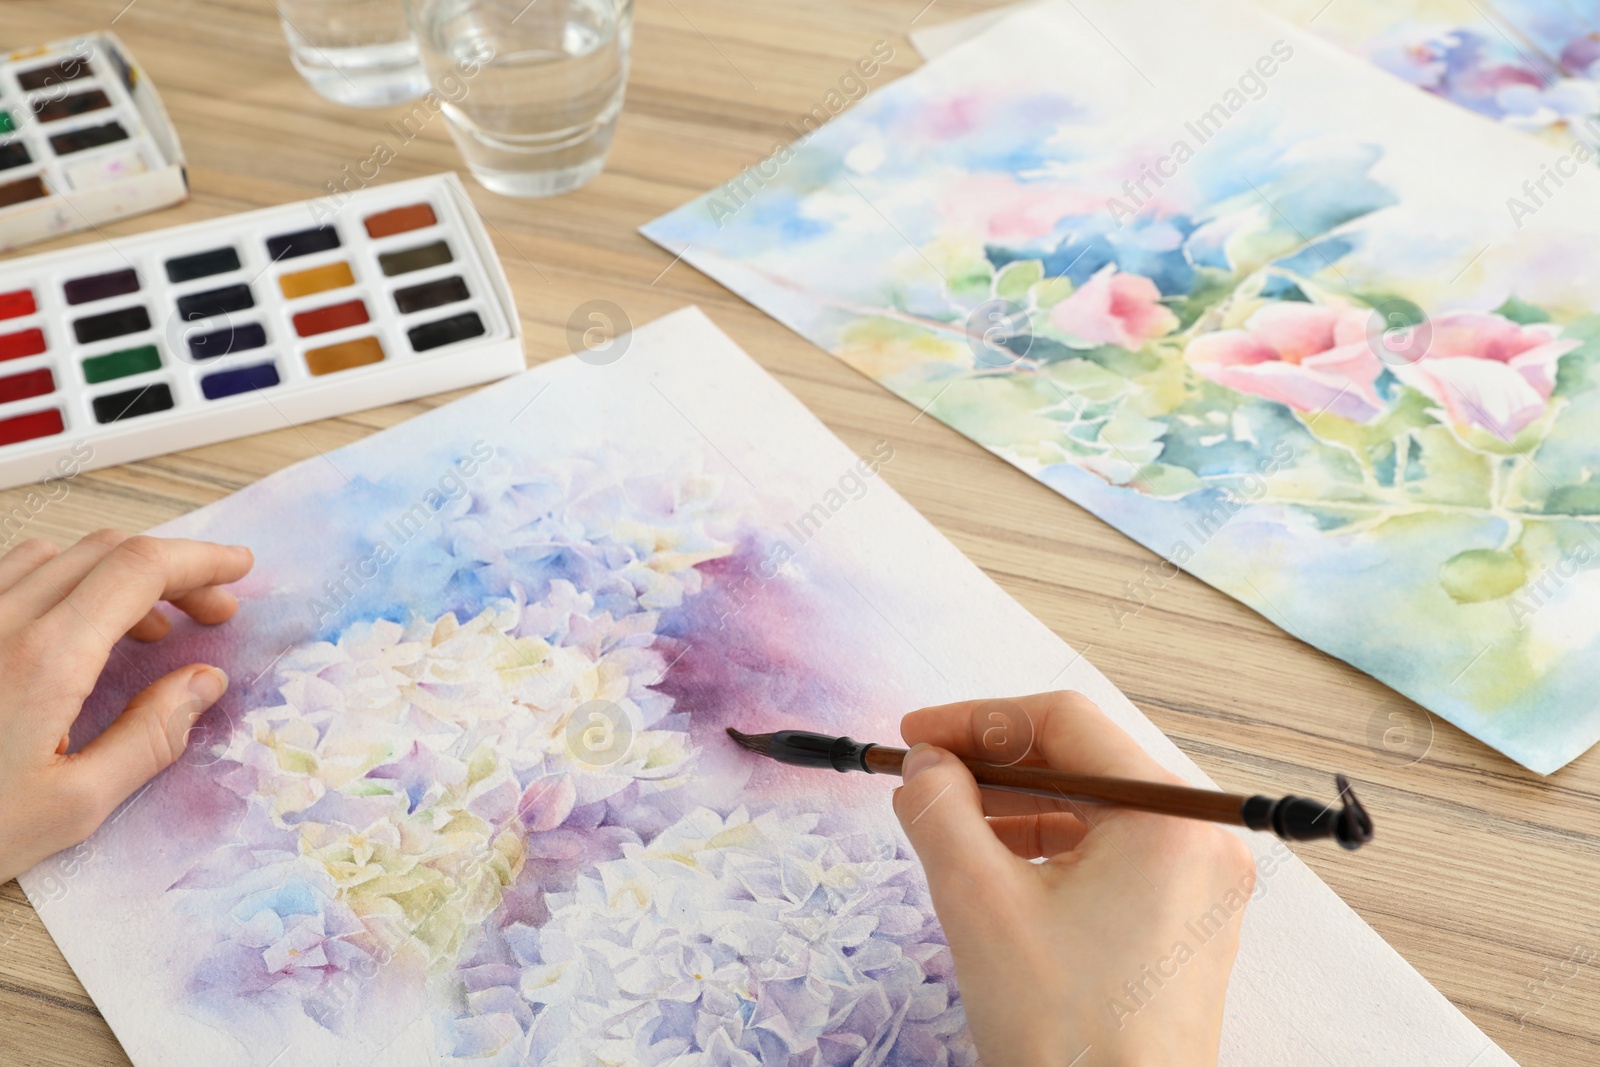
[{"xmin": 2, "ymin": 2, "xmax": 1596, "ymax": 1064}]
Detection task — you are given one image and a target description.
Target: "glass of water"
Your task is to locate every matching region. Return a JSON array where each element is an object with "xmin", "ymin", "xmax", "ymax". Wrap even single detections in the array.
[
  {"xmin": 406, "ymin": 0, "xmax": 634, "ymax": 197},
  {"xmin": 278, "ymin": 0, "xmax": 428, "ymax": 108}
]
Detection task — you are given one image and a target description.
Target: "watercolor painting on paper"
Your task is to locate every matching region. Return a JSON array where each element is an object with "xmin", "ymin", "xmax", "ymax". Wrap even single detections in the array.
[
  {"xmin": 644, "ymin": 0, "xmax": 1600, "ymax": 772},
  {"xmin": 1257, "ymin": 0, "xmax": 1600, "ymax": 138},
  {"xmin": 20, "ymin": 322, "xmax": 970, "ymax": 1067}
]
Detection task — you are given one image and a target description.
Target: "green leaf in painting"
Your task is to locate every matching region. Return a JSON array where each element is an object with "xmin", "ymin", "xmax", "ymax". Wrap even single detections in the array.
[
  {"xmin": 1074, "ymin": 342, "xmax": 1162, "ymax": 378},
  {"xmin": 1438, "ymin": 548, "xmax": 1527, "ymax": 603},
  {"xmin": 1493, "ymin": 295, "xmax": 1552, "ymax": 325},
  {"xmin": 1544, "ymin": 483, "xmax": 1600, "ymax": 516},
  {"xmin": 995, "ymin": 259, "xmax": 1044, "ymax": 303},
  {"xmin": 1405, "ymin": 425, "xmax": 1496, "ymax": 507},
  {"xmin": 1167, "ymin": 267, "xmax": 1237, "ymax": 330},
  {"xmin": 1100, "ymin": 409, "xmax": 1168, "ymax": 448},
  {"xmin": 1130, "ymin": 463, "xmax": 1204, "ymax": 497},
  {"xmin": 925, "ymin": 239, "xmax": 994, "ymax": 305},
  {"xmin": 1017, "ymin": 336, "xmax": 1084, "ymax": 365},
  {"xmin": 1048, "ymin": 358, "xmax": 1131, "ymax": 402},
  {"xmin": 1552, "ymin": 314, "xmax": 1600, "ymax": 398},
  {"xmin": 1030, "ymin": 275, "xmax": 1074, "ymax": 309},
  {"xmin": 1351, "ymin": 292, "xmax": 1423, "ymax": 327}
]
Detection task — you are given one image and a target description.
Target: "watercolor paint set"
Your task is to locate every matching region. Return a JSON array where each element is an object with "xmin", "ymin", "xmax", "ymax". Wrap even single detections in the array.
[
  {"xmin": 1, "ymin": 32, "xmax": 188, "ymax": 252},
  {"xmin": 0, "ymin": 172, "xmax": 523, "ymax": 489}
]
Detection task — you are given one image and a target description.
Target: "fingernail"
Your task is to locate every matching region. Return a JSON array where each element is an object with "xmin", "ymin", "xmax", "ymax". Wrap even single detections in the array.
[
  {"xmin": 188, "ymin": 666, "xmax": 228, "ymax": 706},
  {"xmin": 901, "ymin": 743, "xmax": 942, "ymax": 781}
]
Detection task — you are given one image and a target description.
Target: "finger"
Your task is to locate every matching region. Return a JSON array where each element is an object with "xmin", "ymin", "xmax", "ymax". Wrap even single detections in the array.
[
  {"xmin": 903, "ymin": 691, "xmax": 1179, "ymax": 783},
  {"xmin": 43, "ymin": 538, "xmax": 253, "ymax": 672},
  {"xmin": 124, "ymin": 589, "xmax": 238, "ymax": 640},
  {"xmin": 902, "ymin": 695, "xmax": 1040, "ymax": 761},
  {"xmin": 8, "ymin": 532, "xmax": 250, "ymax": 629},
  {"xmin": 1026, "ymin": 691, "xmax": 1182, "ymax": 781},
  {"xmin": 0, "ymin": 528, "xmax": 127, "ymax": 620},
  {"xmin": 0, "ymin": 538, "xmax": 58, "ymax": 598},
  {"xmin": 892, "ymin": 744, "xmax": 1023, "ymax": 906},
  {"xmin": 974, "ymin": 785, "xmax": 1089, "ymax": 817},
  {"xmin": 61, "ymin": 664, "xmax": 228, "ymax": 819},
  {"xmin": 167, "ymin": 585, "xmax": 240, "ymax": 626},
  {"xmin": 904, "ymin": 699, "xmax": 1082, "ymax": 816},
  {"xmin": 125, "ymin": 608, "xmax": 171, "ymax": 643},
  {"xmin": 987, "ymin": 812, "xmax": 1091, "ymax": 859}
]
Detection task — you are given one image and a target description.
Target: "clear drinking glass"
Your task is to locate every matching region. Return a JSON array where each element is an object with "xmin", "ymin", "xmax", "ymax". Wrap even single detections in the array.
[
  {"xmin": 405, "ymin": 0, "xmax": 634, "ymax": 197},
  {"xmin": 278, "ymin": 0, "xmax": 429, "ymax": 108}
]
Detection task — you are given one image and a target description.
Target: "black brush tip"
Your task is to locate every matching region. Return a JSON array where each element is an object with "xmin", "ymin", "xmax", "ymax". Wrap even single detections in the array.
[
  {"xmin": 725, "ymin": 727, "xmax": 772, "ymax": 756},
  {"xmin": 1333, "ymin": 773, "xmax": 1375, "ymax": 850}
]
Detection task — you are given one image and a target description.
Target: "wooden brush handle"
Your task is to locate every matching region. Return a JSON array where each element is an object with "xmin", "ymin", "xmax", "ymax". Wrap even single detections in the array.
[{"xmin": 863, "ymin": 744, "xmax": 1250, "ymax": 825}]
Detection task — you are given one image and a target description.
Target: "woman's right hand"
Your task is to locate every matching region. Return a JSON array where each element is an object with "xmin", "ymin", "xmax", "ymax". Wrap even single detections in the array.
[{"xmin": 892, "ymin": 691, "xmax": 1257, "ymax": 1067}]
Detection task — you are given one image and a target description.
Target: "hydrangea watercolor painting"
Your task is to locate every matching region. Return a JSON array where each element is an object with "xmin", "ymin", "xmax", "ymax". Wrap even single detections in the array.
[
  {"xmin": 19, "ymin": 310, "xmax": 1512, "ymax": 1064},
  {"xmin": 923, "ymin": 1, "xmax": 1600, "ymax": 141},
  {"xmin": 644, "ymin": 0, "xmax": 1600, "ymax": 773},
  {"xmin": 1258, "ymin": 0, "xmax": 1600, "ymax": 136}
]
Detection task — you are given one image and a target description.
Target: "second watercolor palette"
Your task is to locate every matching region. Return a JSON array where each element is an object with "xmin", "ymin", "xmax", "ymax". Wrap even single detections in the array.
[
  {"xmin": 1, "ymin": 33, "xmax": 188, "ymax": 252},
  {"xmin": 0, "ymin": 173, "xmax": 523, "ymax": 488}
]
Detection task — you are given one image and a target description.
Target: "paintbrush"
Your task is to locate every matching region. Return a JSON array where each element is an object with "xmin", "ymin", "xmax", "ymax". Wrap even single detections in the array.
[{"xmin": 726, "ymin": 727, "xmax": 1373, "ymax": 849}]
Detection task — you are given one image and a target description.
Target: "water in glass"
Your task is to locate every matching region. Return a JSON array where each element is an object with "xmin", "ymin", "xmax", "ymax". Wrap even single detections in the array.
[{"xmin": 410, "ymin": 0, "xmax": 633, "ymax": 197}]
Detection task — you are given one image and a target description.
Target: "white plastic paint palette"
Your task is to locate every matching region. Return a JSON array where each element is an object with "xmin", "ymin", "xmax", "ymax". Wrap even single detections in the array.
[
  {"xmin": 0, "ymin": 32, "xmax": 188, "ymax": 252},
  {"xmin": 0, "ymin": 173, "xmax": 524, "ymax": 489}
]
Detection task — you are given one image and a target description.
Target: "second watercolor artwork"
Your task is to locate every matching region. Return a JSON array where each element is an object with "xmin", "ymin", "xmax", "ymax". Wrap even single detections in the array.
[
  {"xmin": 1259, "ymin": 0, "xmax": 1600, "ymax": 138},
  {"xmin": 645, "ymin": 0, "xmax": 1600, "ymax": 773}
]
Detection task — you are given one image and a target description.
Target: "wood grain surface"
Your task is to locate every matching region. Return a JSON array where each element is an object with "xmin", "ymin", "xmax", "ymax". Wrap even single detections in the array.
[{"xmin": 1, "ymin": 2, "xmax": 1597, "ymax": 1064}]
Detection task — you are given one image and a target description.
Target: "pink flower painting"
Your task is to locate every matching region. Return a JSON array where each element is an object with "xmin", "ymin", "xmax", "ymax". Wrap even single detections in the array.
[
  {"xmin": 1389, "ymin": 312, "xmax": 1579, "ymax": 441},
  {"xmin": 1049, "ymin": 267, "xmax": 1179, "ymax": 349},
  {"xmin": 1183, "ymin": 302, "xmax": 1385, "ymax": 422}
]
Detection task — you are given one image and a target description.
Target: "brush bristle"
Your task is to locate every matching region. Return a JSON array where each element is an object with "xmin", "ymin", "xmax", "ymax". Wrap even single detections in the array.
[{"xmin": 725, "ymin": 727, "xmax": 772, "ymax": 755}]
